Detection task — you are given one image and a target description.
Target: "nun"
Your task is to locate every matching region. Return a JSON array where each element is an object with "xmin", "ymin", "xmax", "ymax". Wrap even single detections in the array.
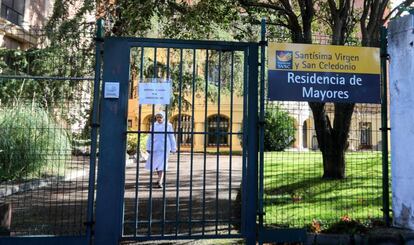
[{"xmin": 145, "ymin": 111, "xmax": 177, "ymax": 188}]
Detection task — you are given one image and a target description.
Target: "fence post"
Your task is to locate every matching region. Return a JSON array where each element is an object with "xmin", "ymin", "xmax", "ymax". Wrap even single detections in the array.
[
  {"xmin": 245, "ymin": 43, "xmax": 259, "ymax": 245},
  {"xmin": 94, "ymin": 38, "xmax": 130, "ymax": 245},
  {"xmin": 85, "ymin": 18, "xmax": 105, "ymax": 243},
  {"xmin": 257, "ymin": 17, "xmax": 266, "ymax": 238},
  {"xmin": 380, "ymin": 26, "xmax": 390, "ymax": 227}
]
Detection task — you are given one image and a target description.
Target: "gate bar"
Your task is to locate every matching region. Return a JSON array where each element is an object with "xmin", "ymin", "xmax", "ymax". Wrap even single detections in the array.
[
  {"xmin": 86, "ymin": 18, "xmax": 104, "ymax": 243},
  {"xmin": 245, "ymin": 44, "xmax": 259, "ymax": 245},
  {"xmin": 188, "ymin": 48, "xmax": 196, "ymax": 235},
  {"xmin": 94, "ymin": 38, "xmax": 130, "ymax": 245},
  {"xmin": 228, "ymin": 51, "xmax": 235, "ymax": 234},
  {"xmin": 175, "ymin": 48, "xmax": 184, "ymax": 237},
  {"xmin": 161, "ymin": 47, "xmax": 171, "ymax": 236},
  {"xmin": 215, "ymin": 50, "xmax": 222, "ymax": 235},
  {"xmin": 380, "ymin": 26, "xmax": 390, "ymax": 227},
  {"xmin": 201, "ymin": 50, "xmax": 209, "ymax": 235},
  {"xmin": 258, "ymin": 18, "xmax": 266, "ymax": 232}
]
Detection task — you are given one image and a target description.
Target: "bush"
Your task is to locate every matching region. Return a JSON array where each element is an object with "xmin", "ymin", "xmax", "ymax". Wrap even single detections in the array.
[
  {"xmin": 127, "ymin": 132, "xmax": 148, "ymax": 155},
  {"xmin": 264, "ymin": 106, "xmax": 296, "ymax": 151},
  {"xmin": 0, "ymin": 105, "xmax": 71, "ymax": 181}
]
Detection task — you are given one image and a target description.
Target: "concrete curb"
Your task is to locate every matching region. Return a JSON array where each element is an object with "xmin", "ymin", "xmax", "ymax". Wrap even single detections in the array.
[
  {"xmin": 0, "ymin": 155, "xmax": 138, "ymax": 198},
  {"xmin": 0, "ymin": 168, "xmax": 88, "ymax": 198}
]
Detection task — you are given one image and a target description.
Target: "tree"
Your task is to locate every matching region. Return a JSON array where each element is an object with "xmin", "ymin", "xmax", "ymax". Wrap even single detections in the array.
[{"xmin": 237, "ymin": 0, "xmax": 413, "ymax": 179}]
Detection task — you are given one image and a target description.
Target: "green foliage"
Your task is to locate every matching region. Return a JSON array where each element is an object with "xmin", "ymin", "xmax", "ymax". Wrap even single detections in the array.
[
  {"xmin": 0, "ymin": 105, "xmax": 71, "ymax": 181},
  {"xmin": 263, "ymin": 151, "xmax": 383, "ymax": 230},
  {"xmin": 264, "ymin": 106, "xmax": 296, "ymax": 151},
  {"xmin": 0, "ymin": 0, "xmax": 95, "ymax": 105},
  {"xmin": 127, "ymin": 133, "xmax": 148, "ymax": 155}
]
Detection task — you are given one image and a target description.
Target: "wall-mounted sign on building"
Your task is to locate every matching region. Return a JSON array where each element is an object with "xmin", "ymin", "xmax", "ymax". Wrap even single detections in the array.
[
  {"xmin": 139, "ymin": 79, "xmax": 172, "ymax": 105},
  {"xmin": 268, "ymin": 43, "xmax": 381, "ymax": 103}
]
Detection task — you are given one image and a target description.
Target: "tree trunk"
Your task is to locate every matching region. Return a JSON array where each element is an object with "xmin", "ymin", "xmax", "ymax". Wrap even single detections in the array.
[
  {"xmin": 322, "ymin": 147, "xmax": 346, "ymax": 179},
  {"xmin": 309, "ymin": 102, "xmax": 355, "ymax": 179}
]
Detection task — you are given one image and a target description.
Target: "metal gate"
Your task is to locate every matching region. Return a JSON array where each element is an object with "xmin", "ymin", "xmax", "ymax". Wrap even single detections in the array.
[{"xmin": 94, "ymin": 38, "xmax": 259, "ymax": 244}]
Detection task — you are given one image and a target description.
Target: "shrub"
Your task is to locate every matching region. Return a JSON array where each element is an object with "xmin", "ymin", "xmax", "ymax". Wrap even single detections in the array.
[
  {"xmin": 0, "ymin": 105, "xmax": 71, "ymax": 181},
  {"xmin": 127, "ymin": 133, "xmax": 148, "ymax": 155},
  {"xmin": 264, "ymin": 106, "xmax": 296, "ymax": 151},
  {"xmin": 237, "ymin": 106, "xmax": 296, "ymax": 151}
]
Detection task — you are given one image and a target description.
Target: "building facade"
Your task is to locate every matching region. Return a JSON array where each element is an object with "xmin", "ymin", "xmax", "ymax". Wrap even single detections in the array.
[
  {"xmin": 127, "ymin": 49, "xmax": 382, "ymax": 153},
  {"xmin": 0, "ymin": 0, "xmax": 54, "ymax": 49}
]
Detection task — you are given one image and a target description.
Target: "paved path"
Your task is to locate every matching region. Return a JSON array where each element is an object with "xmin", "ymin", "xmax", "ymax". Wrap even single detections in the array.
[{"xmin": 123, "ymin": 153, "xmax": 243, "ymax": 238}]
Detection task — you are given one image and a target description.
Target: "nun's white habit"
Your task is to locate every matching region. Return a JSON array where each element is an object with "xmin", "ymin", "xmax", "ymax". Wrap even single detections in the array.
[{"xmin": 145, "ymin": 120, "xmax": 177, "ymax": 171}]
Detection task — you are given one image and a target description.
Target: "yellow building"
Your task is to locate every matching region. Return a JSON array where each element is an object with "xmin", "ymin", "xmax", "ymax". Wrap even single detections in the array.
[
  {"xmin": 127, "ymin": 49, "xmax": 382, "ymax": 153},
  {"xmin": 128, "ymin": 93, "xmax": 244, "ymax": 152}
]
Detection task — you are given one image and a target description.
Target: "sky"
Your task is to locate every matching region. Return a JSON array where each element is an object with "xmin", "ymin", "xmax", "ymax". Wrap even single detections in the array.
[
  {"xmin": 391, "ymin": 0, "xmax": 404, "ymax": 8},
  {"xmin": 390, "ymin": 0, "xmax": 413, "ymax": 17}
]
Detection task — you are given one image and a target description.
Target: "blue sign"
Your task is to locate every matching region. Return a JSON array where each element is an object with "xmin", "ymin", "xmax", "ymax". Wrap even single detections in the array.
[{"xmin": 268, "ymin": 43, "xmax": 381, "ymax": 104}]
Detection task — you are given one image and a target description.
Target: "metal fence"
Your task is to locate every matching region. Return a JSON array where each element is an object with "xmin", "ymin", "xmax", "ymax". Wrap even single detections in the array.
[
  {"xmin": 0, "ymin": 24, "xmax": 96, "ymax": 237},
  {"xmin": 259, "ymin": 29, "xmax": 389, "ymax": 233},
  {"xmin": 0, "ymin": 19, "xmax": 392, "ymax": 244},
  {"xmin": 262, "ymin": 102, "xmax": 384, "ymax": 229}
]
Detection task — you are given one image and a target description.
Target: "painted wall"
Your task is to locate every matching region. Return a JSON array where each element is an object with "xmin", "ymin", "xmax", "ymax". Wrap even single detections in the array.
[{"xmin": 389, "ymin": 14, "xmax": 414, "ymax": 230}]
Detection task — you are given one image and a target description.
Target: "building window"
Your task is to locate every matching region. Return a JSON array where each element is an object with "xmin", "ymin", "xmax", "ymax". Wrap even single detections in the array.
[
  {"xmin": 1, "ymin": 0, "xmax": 25, "ymax": 26},
  {"xmin": 207, "ymin": 115, "xmax": 229, "ymax": 146},
  {"xmin": 172, "ymin": 115, "xmax": 192, "ymax": 146},
  {"xmin": 359, "ymin": 122, "xmax": 372, "ymax": 149},
  {"xmin": 127, "ymin": 119, "xmax": 133, "ymax": 128}
]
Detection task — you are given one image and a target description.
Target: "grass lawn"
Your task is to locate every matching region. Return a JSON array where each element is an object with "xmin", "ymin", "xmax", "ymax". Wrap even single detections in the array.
[{"xmin": 263, "ymin": 151, "xmax": 385, "ymax": 231}]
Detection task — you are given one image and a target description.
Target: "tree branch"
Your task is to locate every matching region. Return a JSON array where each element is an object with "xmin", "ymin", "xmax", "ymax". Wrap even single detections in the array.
[
  {"xmin": 384, "ymin": 0, "xmax": 414, "ymax": 21},
  {"xmin": 239, "ymin": 0, "xmax": 288, "ymax": 13}
]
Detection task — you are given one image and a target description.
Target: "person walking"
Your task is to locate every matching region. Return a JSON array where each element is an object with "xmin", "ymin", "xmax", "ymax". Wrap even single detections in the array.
[{"xmin": 145, "ymin": 111, "xmax": 177, "ymax": 188}]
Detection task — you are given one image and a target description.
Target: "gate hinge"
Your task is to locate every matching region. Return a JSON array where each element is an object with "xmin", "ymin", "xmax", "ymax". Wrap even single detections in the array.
[
  {"xmin": 379, "ymin": 127, "xmax": 391, "ymax": 131},
  {"xmin": 91, "ymin": 123, "xmax": 100, "ymax": 128}
]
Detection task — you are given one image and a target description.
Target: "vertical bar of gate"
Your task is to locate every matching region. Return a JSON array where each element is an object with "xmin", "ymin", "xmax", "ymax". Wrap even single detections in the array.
[
  {"xmin": 380, "ymin": 26, "xmax": 390, "ymax": 227},
  {"xmin": 147, "ymin": 48, "xmax": 158, "ymax": 236},
  {"xmin": 202, "ymin": 50, "xmax": 209, "ymax": 235},
  {"xmin": 241, "ymin": 49, "xmax": 248, "ymax": 236},
  {"xmin": 175, "ymin": 48, "xmax": 184, "ymax": 237},
  {"xmin": 161, "ymin": 48, "xmax": 171, "ymax": 236},
  {"xmin": 258, "ymin": 18, "xmax": 266, "ymax": 232},
  {"xmin": 134, "ymin": 46, "xmax": 145, "ymax": 237},
  {"xmin": 245, "ymin": 44, "xmax": 259, "ymax": 245},
  {"xmin": 188, "ymin": 49, "xmax": 196, "ymax": 235},
  {"xmin": 215, "ymin": 51, "xmax": 222, "ymax": 235},
  {"xmin": 95, "ymin": 38, "xmax": 130, "ymax": 245},
  {"xmin": 228, "ymin": 51, "xmax": 235, "ymax": 234},
  {"xmin": 86, "ymin": 18, "xmax": 104, "ymax": 243}
]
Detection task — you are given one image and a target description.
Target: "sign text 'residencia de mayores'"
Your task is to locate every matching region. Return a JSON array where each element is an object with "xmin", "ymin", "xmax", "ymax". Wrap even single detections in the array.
[{"xmin": 267, "ymin": 43, "xmax": 381, "ymax": 104}]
